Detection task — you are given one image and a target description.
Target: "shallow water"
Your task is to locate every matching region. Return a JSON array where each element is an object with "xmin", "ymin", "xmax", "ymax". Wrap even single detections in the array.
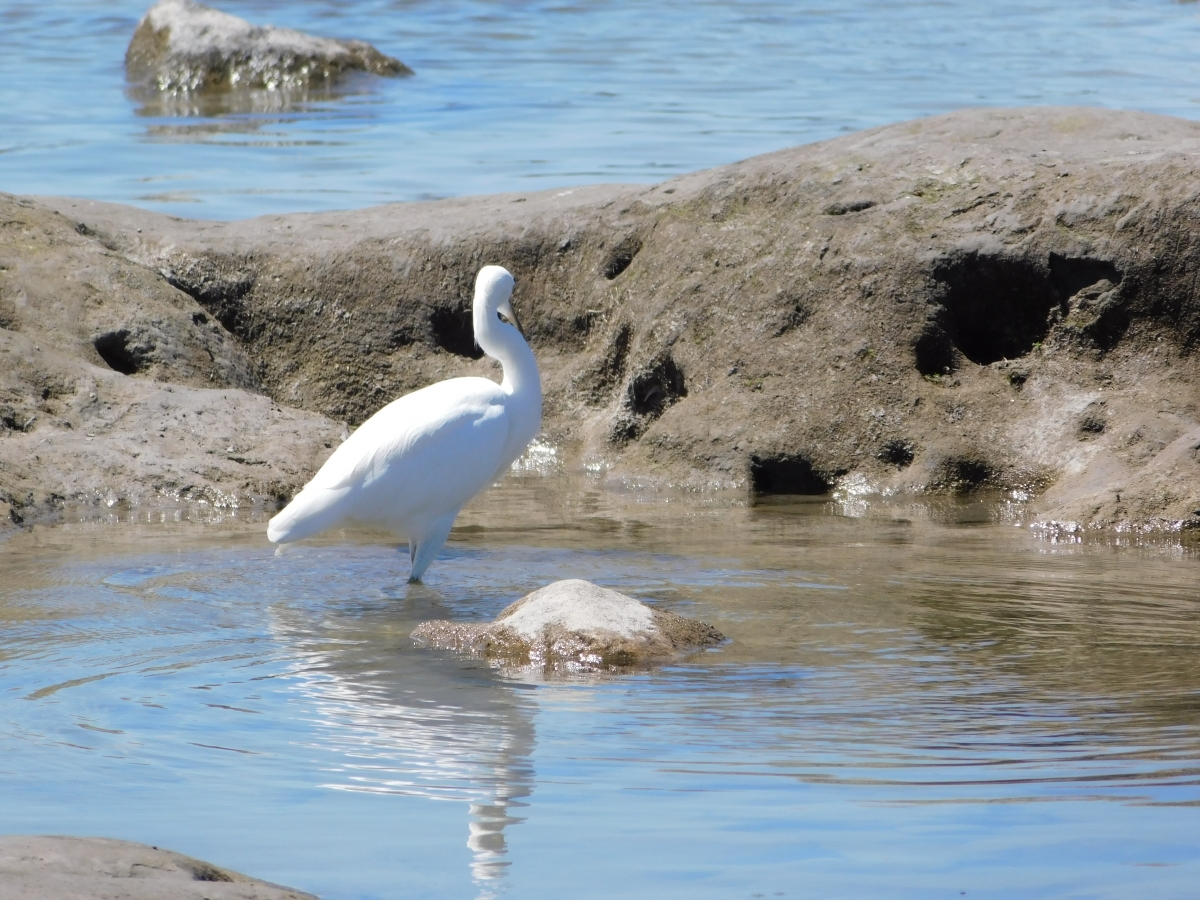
[
  {"xmin": 2, "ymin": 477, "xmax": 1199, "ymax": 898},
  {"xmin": 4, "ymin": 0, "xmax": 1200, "ymax": 218}
]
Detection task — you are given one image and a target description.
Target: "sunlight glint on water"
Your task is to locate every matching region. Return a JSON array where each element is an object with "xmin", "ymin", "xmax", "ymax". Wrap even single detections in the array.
[{"xmin": 1, "ymin": 478, "xmax": 1199, "ymax": 898}]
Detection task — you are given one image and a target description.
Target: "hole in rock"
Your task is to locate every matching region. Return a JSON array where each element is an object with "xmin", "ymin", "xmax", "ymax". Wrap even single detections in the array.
[
  {"xmin": 914, "ymin": 325, "xmax": 957, "ymax": 376},
  {"xmin": 590, "ymin": 323, "xmax": 632, "ymax": 395},
  {"xmin": 162, "ymin": 258, "xmax": 255, "ymax": 337},
  {"xmin": 429, "ymin": 307, "xmax": 483, "ymax": 359},
  {"xmin": 627, "ymin": 354, "xmax": 685, "ymax": 417},
  {"xmin": 601, "ymin": 236, "xmax": 643, "ymax": 280},
  {"xmin": 823, "ymin": 199, "xmax": 876, "ymax": 216},
  {"xmin": 93, "ymin": 330, "xmax": 149, "ymax": 375},
  {"xmin": 188, "ymin": 863, "xmax": 233, "ymax": 883},
  {"xmin": 750, "ymin": 454, "xmax": 832, "ymax": 495},
  {"xmin": 878, "ymin": 439, "xmax": 915, "ymax": 468},
  {"xmin": 930, "ymin": 252, "xmax": 1064, "ymax": 365},
  {"xmin": 1049, "ymin": 253, "xmax": 1122, "ymax": 299},
  {"xmin": 936, "ymin": 456, "xmax": 995, "ymax": 493}
]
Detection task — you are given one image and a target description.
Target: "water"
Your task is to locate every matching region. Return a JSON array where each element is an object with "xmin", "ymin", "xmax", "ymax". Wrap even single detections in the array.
[
  {"xmin": 3, "ymin": 1, "xmax": 1200, "ymax": 218},
  {"xmin": 2, "ymin": 478, "xmax": 1199, "ymax": 898}
]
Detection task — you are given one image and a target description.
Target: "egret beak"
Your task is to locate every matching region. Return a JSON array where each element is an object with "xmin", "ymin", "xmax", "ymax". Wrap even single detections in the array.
[{"xmin": 498, "ymin": 302, "xmax": 524, "ymax": 336}]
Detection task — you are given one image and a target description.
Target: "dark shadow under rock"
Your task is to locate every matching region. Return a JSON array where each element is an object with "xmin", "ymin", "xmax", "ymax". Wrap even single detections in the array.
[
  {"xmin": 412, "ymin": 579, "xmax": 725, "ymax": 673},
  {"xmin": 750, "ymin": 452, "xmax": 833, "ymax": 495}
]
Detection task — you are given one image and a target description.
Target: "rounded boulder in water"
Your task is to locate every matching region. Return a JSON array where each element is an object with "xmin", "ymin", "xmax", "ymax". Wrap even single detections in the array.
[
  {"xmin": 125, "ymin": 0, "xmax": 412, "ymax": 95},
  {"xmin": 412, "ymin": 579, "xmax": 726, "ymax": 672}
]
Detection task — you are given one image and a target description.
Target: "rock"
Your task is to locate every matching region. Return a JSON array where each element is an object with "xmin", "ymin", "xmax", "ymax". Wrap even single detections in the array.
[
  {"xmin": 125, "ymin": 0, "xmax": 411, "ymax": 97},
  {"xmin": 19, "ymin": 107, "xmax": 1200, "ymax": 534},
  {"xmin": 0, "ymin": 835, "xmax": 314, "ymax": 900},
  {"xmin": 0, "ymin": 192, "xmax": 342, "ymax": 526},
  {"xmin": 412, "ymin": 579, "xmax": 726, "ymax": 671}
]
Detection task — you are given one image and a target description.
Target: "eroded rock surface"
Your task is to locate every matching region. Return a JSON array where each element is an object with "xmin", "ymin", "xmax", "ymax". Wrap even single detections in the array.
[
  {"xmin": 413, "ymin": 579, "xmax": 726, "ymax": 671},
  {"xmin": 15, "ymin": 107, "xmax": 1200, "ymax": 533},
  {"xmin": 0, "ymin": 193, "xmax": 342, "ymax": 525},
  {"xmin": 0, "ymin": 835, "xmax": 314, "ymax": 900},
  {"xmin": 126, "ymin": 0, "xmax": 410, "ymax": 97}
]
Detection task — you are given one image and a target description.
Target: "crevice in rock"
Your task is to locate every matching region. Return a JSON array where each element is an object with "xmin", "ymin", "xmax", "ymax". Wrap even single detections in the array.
[
  {"xmin": 1049, "ymin": 253, "xmax": 1122, "ymax": 299},
  {"xmin": 161, "ymin": 255, "xmax": 255, "ymax": 337},
  {"xmin": 187, "ymin": 863, "xmax": 234, "ymax": 883},
  {"xmin": 929, "ymin": 251, "xmax": 1066, "ymax": 365},
  {"xmin": 93, "ymin": 329, "xmax": 152, "ymax": 375},
  {"xmin": 934, "ymin": 456, "xmax": 996, "ymax": 493},
  {"xmin": 878, "ymin": 439, "xmax": 915, "ymax": 468},
  {"xmin": 823, "ymin": 199, "xmax": 875, "ymax": 216},
  {"xmin": 750, "ymin": 453, "xmax": 832, "ymax": 495},
  {"xmin": 595, "ymin": 323, "xmax": 631, "ymax": 389},
  {"xmin": 429, "ymin": 306, "xmax": 483, "ymax": 359},
  {"xmin": 627, "ymin": 354, "xmax": 685, "ymax": 416},
  {"xmin": 913, "ymin": 323, "xmax": 958, "ymax": 376},
  {"xmin": 772, "ymin": 290, "xmax": 810, "ymax": 337},
  {"xmin": 600, "ymin": 235, "xmax": 643, "ymax": 280},
  {"xmin": 609, "ymin": 351, "xmax": 686, "ymax": 443}
]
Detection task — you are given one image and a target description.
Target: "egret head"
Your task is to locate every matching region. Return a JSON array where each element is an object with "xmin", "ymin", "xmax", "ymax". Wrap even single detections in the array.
[{"xmin": 475, "ymin": 265, "xmax": 521, "ymax": 333}]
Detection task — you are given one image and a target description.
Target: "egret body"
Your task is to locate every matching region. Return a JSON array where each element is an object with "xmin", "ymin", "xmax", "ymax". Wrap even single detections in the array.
[{"xmin": 267, "ymin": 265, "xmax": 541, "ymax": 581}]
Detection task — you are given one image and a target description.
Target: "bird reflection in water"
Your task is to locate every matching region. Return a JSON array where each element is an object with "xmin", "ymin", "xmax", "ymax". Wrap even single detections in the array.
[{"xmin": 267, "ymin": 580, "xmax": 535, "ymax": 894}]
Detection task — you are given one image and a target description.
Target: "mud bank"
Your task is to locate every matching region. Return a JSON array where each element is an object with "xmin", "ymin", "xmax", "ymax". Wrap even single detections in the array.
[{"xmin": 6, "ymin": 107, "xmax": 1200, "ymax": 533}]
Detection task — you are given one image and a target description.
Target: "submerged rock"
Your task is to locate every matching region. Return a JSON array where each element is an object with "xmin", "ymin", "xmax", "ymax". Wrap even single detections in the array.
[
  {"xmin": 413, "ymin": 579, "xmax": 726, "ymax": 671},
  {"xmin": 125, "ymin": 0, "xmax": 411, "ymax": 95},
  {"xmin": 0, "ymin": 835, "xmax": 314, "ymax": 900}
]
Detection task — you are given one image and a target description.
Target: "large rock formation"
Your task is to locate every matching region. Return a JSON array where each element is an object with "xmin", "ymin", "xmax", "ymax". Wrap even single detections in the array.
[
  {"xmin": 413, "ymin": 579, "xmax": 726, "ymax": 671},
  {"xmin": 0, "ymin": 836, "xmax": 314, "ymax": 900},
  {"xmin": 0, "ymin": 195, "xmax": 342, "ymax": 524},
  {"xmin": 126, "ymin": 0, "xmax": 410, "ymax": 98},
  {"xmin": 9, "ymin": 107, "xmax": 1200, "ymax": 533}
]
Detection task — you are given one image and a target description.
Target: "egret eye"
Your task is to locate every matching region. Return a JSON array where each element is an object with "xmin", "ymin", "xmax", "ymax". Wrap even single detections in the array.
[{"xmin": 497, "ymin": 311, "xmax": 513, "ymax": 325}]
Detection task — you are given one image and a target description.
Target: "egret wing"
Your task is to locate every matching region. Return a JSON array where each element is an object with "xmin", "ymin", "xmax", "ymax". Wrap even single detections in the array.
[
  {"xmin": 315, "ymin": 377, "xmax": 506, "ymax": 492},
  {"xmin": 268, "ymin": 377, "xmax": 509, "ymax": 543}
]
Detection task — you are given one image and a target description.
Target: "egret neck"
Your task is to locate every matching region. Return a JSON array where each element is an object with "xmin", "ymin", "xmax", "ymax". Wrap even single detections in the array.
[{"xmin": 473, "ymin": 271, "xmax": 543, "ymax": 467}]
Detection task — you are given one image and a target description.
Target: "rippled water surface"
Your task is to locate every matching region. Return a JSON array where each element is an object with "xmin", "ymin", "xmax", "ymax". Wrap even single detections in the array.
[
  {"xmin": 4, "ymin": 1, "xmax": 1200, "ymax": 217},
  {"xmin": 2, "ymin": 478, "xmax": 1199, "ymax": 898}
]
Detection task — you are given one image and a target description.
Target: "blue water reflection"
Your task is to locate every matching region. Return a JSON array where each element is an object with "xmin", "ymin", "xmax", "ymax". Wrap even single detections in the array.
[
  {"xmin": 2, "ymin": 482, "xmax": 1199, "ymax": 897},
  {"xmin": 2, "ymin": 1, "xmax": 1200, "ymax": 217}
]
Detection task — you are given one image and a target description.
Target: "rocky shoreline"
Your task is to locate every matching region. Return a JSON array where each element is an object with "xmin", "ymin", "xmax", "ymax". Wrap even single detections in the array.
[
  {"xmin": 5, "ymin": 106, "xmax": 1200, "ymax": 535},
  {"xmin": 0, "ymin": 836, "xmax": 314, "ymax": 900}
]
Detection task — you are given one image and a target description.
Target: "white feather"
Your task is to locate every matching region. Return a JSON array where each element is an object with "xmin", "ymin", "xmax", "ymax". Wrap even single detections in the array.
[{"xmin": 267, "ymin": 265, "xmax": 541, "ymax": 581}]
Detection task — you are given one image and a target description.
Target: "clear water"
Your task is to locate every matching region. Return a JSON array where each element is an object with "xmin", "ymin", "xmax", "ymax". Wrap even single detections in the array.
[
  {"xmin": 2, "ymin": 478, "xmax": 1199, "ymax": 898},
  {"xmin": 3, "ymin": 0, "xmax": 1200, "ymax": 219}
]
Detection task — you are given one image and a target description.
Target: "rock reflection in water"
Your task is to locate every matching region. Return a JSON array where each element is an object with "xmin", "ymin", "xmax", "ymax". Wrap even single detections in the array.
[
  {"xmin": 128, "ymin": 73, "xmax": 379, "ymax": 120},
  {"xmin": 2, "ymin": 481, "xmax": 1200, "ymax": 898},
  {"xmin": 266, "ymin": 581, "xmax": 535, "ymax": 891}
]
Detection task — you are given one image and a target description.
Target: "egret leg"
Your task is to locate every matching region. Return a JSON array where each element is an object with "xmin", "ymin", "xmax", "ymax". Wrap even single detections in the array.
[{"xmin": 408, "ymin": 511, "xmax": 458, "ymax": 583}]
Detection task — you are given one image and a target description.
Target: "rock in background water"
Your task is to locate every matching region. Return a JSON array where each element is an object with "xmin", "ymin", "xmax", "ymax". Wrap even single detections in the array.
[{"xmin": 125, "ymin": 0, "xmax": 411, "ymax": 98}]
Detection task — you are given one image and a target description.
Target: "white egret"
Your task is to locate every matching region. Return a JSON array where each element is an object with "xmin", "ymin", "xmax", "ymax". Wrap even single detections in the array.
[{"xmin": 267, "ymin": 265, "xmax": 541, "ymax": 581}]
